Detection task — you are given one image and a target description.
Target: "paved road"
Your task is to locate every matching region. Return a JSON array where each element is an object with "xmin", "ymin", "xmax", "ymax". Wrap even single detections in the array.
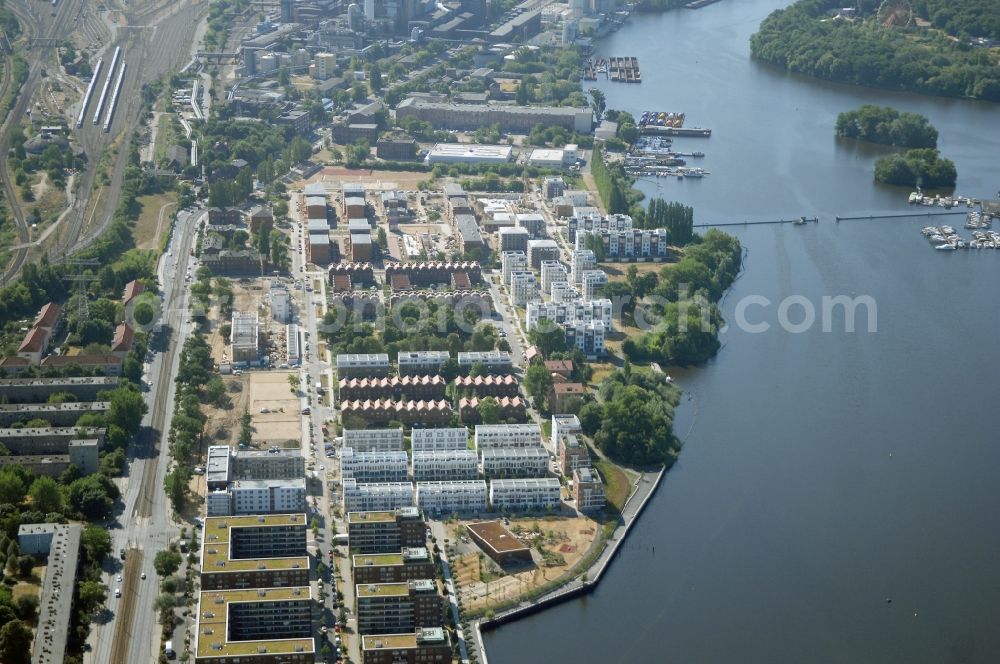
[{"xmin": 85, "ymin": 208, "xmax": 202, "ymax": 664}]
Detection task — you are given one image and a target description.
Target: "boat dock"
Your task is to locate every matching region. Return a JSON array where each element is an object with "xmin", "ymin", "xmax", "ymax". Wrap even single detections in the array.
[
  {"xmin": 640, "ymin": 125, "xmax": 712, "ymax": 137},
  {"xmin": 607, "ymin": 56, "xmax": 641, "ymax": 83},
  {"xmin": 685, "ymin": 0, "xmax": 723, "ymax": 7}
]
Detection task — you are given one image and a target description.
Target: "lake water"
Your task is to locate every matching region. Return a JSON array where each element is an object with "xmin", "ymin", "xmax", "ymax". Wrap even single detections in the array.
[{"xmin": 483, "ymin": 1, "xmax": 1000, "ymax": 662}]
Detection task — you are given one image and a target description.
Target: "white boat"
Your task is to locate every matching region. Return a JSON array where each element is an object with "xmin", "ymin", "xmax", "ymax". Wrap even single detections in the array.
[
  {"xmin": 935, "ymin": 243, "xmax": 957, "ymax": 251},
  {"xmin": 920, "ymin": 226, "xmax": 935, "ymax": 236}
]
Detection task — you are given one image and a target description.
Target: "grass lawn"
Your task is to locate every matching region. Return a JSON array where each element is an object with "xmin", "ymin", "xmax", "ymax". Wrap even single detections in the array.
[
  {"xmin": 594, "ymin": 458, "xmax": 630, "ymax": 513},
  {"xmin": 153, "ymin": 113, "xmax": 181, "ymax": 166},
  {"xmin": 602, "ymin": 261, "xmax": 668, "ymax": 279},
  {"xmin": 133, "ymin": 191, "xmax": 178, "ymax": 250},
  {"xmin": 541, "ymin": 419, "xmax": 552, "ymax": 442}
]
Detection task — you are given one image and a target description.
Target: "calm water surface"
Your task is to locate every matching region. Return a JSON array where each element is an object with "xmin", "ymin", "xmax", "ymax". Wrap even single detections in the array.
[{"xmin": 483, "ymin": 1, "xmax": 1000, "ymax": 662}]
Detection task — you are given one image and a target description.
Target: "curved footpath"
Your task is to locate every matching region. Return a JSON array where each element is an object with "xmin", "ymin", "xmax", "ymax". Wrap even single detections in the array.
[{"xmin": 470, "ymin": 466, "xmax": 667, "ymax": 661}]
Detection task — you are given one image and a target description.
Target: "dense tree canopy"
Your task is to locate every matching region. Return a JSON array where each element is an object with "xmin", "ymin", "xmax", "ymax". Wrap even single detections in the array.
[
  {"xmin": 874, "ymin": 148, "xmax": 957, "ymax": 187},
  {"xmin": 836, "ymin": 105, "xmax": 939, "ymax": 148},
  {"xmin": 751, "ymin": 0, "xmax": 1000, "ymax": 101}
]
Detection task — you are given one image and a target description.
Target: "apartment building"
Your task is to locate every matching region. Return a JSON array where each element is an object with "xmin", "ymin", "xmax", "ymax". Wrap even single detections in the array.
[
  {"xmin": 509, "ymin": 271, "xmax": 538, "ymax": 307},
  {"xmin": 500, "ymin": 251, "xmax": 528, "ymax": 285},
  {"xmin": 200, "ymin": 514, "xmax": 309, "ymax": 591},
  {"xmin": 577, "ymin": 227, "xmax": 670, "ymax": 261},
  {"xmin": 343, "ymin": 428, "xmax": 405, "ymax": 452},
  {"xmin": 573, "ymin": 467, "xmax": 606, "ymax": 512},
  {"xmin": 342, "ymin": 478, "xmax": 415, "ymax": 513},
  {"xmin": 526, "ymin": 299, "xmax": 613, "ymax": 330},
  {"xmin": 409, "ymin": 427, "xmax": 468, "ymax": 452},
  {"xmin": 194, "ymin": 587, "xmax": 314, "ymax": 664},
  {"xmin": 361, "ymin": 628, "xmax": 452, "ymax": 664},
  {"xmin": 395, "ymin": 97, "xmax": 592, "ymax": 133},
  {"xmin": 480, "ymin": 447, "xmax": 549, "ymax": 479},
  {"xmin": 414, "ymin": 480, "xmax": 489, "ymax": 513},
  {"xmin": 287, "ymin": 323, "xmax": 301, "ymax": 365},
  {"xmin": 0, "ymin": 401, "xmax": 108, "ymax": 427},
  {"xmin": 0, "ymin": 376, "xmax": 118, "ymax": 403},
  {"xmin": 231, "ymin": 311, "xmax": 262, "ymax": 364},
  {"xmin": 497, "ymin": 226, "xmax": 529, "ymax": 253},
  {"xmin": 396, "ymin": 351, "xmax": 450, "ymax": 376},
  {"xmin": 489, "ymin": 478, "xmax": 562, "ymax": 512},
  {"xmin": 566, "ymin": 212, "xmax": 633, "ymax": 243},
  {"xmin": 559, "ymin": 433, "xmax": 591, "ymax": 476},
  {"xmin": 570, "ymin": 249, "xmax": 598, "ymax": 284},
  {"xmin": 352, "ymin": 547, "xmax": 435, "ymax": 585},
  {"xmin": 458, "ymin": 396, "xmax": 527, "ymax": 424},
  {"xmin": 552, "ymin": 414, "xmax": 581, "ymax": 447},
  {"xmin": 347, "ymin": 508, "xmax": 426, "ymax": 554},
  {"xmin": 339, "ymin": 448, "xmax": 410, "ymax": 483},
  {"xmin": 457, "ymin": 351, "xmax": 512, "ymax": 373},
  {"xmin": 232, "ymin": 448, "xmax": 307, "ymax": 481},
  {"xmin": 341, "ymin": 399, "xmax": 453, "ymax": 426},
  {"xmin": 580, "ymin": 269, "xmax": 608, "ymax": 300},
  {"xmin": 563, "ymin": 319, "xmax": 606, "ymax": 357},
  {"xmin": 540, "ymin": 260, "xmax": 567, "ymax": 295},
  {"xmin": 526, "ymin": 239, "xmax": 560, "ymax": 268},
  {"xmin": 337, "ymin": 353, "xmax": 392, "ymax": 377},
  {"xmin": 550, "ymin": 281, "xmax": 581, "ymax": 303},
  {"xmin": 474, "ymin": 424, "xmax": 542, "ymax": 450},
  {"xmin": 515, "ymin": 213, "xmax": 546, "ymax": 238},
  {"xmin": 207, "ymin": 479, "xmax": 307, "ymax": 517},
  {"xmin": 19, "ymin": 523, "xmax": 80, "ymax": 664},
  {"xmin": 411, "ymin": 449, "xmax": 479, "ymax": 482},
  {"xmin": 355, "ymin": 579, "xmax": 442, "ymax": 635}
]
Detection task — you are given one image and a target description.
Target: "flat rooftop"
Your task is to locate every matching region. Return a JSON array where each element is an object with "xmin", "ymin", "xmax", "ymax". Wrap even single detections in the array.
[
  {"xmin": 348, "ymin": 511, "xmax": 396, "ymax": 524},
  {"xmin": 356, "ymin": 582, "xmax": 410, "ymax": 598},
  {"xmin": 196, "ymin": 587, "xmax": 313, "ymax": 658},
  {"xmin": 467, "ymin": 521, "xmax": 529, "ymax": 554},
  {"xmin": 202, "ymin": 513, "xmax": 308, "ymax": 573}
]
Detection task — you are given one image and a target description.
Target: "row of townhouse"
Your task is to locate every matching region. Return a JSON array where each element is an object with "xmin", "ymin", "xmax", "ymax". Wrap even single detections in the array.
[
  {"xmin": 338, "ymin": 375, "xmax": 448, "ymax": 401},
  {"xmin": 337, "ymin": 350, "xmax": 513, "ymax": 378},
  {"xmin": 342, "ymin": 477, "xmax": 562, "ymax": 514}
]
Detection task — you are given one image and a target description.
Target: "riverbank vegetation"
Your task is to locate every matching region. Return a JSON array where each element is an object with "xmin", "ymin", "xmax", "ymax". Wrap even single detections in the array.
[
  {"xmin": 621, "ymin": 230, "xmax": 743, "ymax": 366},
  {"xmin": 912, "ymin": 0, "xmax": 1000, "ymax": 41},
  {"xmin": 750, "ymin": 0, "xmax": 1000, "ymax": 101},
  {"xmin": 874, "ymin": 148, "xmax": 957, "ymax": 187},
  {"xmin": 835, "ymin": 105, "xmax": 938, "ymax": 148},
  {"xmin": 578, "ymin": 364, "xmax": 680, "ymax": 467}
]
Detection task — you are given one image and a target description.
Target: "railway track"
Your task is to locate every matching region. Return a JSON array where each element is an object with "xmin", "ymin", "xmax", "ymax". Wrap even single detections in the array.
[{"xmin": 108, "ymin": 547, "xmax": 144, "ymax": 664}]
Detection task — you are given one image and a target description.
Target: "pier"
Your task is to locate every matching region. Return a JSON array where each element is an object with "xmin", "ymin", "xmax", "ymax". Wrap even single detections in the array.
[
  {"xmin": 607, "ymin": 56, "xmax": 641, "ymax": 83},
  {"xmin": 693, "ymin": 217, "xmax": 818, "ymax": 228},
  {"xmin": 835, "ymin": 210, "xmax": 969, "ymax": 221}
]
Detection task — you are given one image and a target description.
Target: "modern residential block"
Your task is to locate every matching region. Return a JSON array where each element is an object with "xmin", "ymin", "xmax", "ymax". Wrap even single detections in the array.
[
  {"xmin": 342, "ymin": 478, "xmax": 415, "ymax": 513},
  {"xmin": 339, "ymin": 448, "xmax": 410, "ymax": 483},
  {"xmin": 414, "ymin": 480, "xmax": 489, "ymax": 513},
  {"xmin": 352, "ymin": 547, "xmax": 435, "ymax": 585},
  {"xmin": 480, "ymin": 447, "xmax": 549, "ymax": 479},
  {"xmin": 347, "ymin": 508, "xmax": 426, "ymax": 554},
  {"xmin": 474, "ymin": 424, "xmax": 542, "ymax": 450},
  {"xmin": 411, "ymin": 449, "xmax": 479, "ymax": 482},
  {"xmin": 355, "ymin": 579, "xmax": 442, "ymax": 635},
  {"xmin": 489, "ymin": 477, "xmax": 562, "ymax": 512}
]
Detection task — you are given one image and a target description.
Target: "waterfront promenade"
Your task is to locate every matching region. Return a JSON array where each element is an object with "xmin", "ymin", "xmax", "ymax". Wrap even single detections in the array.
[{"xmin": 470, "ymin": 466, "xmax": 666, "ymax": 660}]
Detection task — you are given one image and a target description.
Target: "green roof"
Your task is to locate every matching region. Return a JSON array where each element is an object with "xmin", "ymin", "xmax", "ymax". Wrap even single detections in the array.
[
  {"xmin": 348, "ymin": 511, "xmax": 396, "ymax": 523},
  {"xmin": 195, "ymin": 587, "xmax": 314, "ymax": 658},
  {"xmin": 355, "ymin": 582, "xmax": 409, "ymax": 598},
  {"xmin": 362, "ymin": 634, "xmax": 417, "ymax": 649},
  {"xmin": 353, "ymin": 553, "xmax": 404, "ymax": 567}
]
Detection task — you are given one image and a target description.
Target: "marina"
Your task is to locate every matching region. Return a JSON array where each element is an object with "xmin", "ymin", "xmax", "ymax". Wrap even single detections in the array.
[
  {"xmin": 582, "ymin": 56, "xmax": 642, "ymax": 82},
  {"xmin": 907, "ymin": 190, "xmax": 980, "ymax": 209},
  {"xmin": 920, "ymin": 213, "xmax": 998, "ymax": 250}
]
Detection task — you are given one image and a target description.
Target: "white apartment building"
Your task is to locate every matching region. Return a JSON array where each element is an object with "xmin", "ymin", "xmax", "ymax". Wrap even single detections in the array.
[
  {"xmin": 412, "ymin": 449, "xmax": 479, "ymax": 481},
  {"xmin": 501, "ymin": 251, "xmax": 528, "ymax": 284},
  {"xmin": 474, "ymin": 424, "xmax": 542, "ymax": 450},
  {"xmin": 566, "ymin": 212, "xmax": 633, "ymax": 242},
  {"xmin": 207, "ymin": 479, "xmax": 307, "ymax": 516},
  {"xmin": 564, "ymin": 320, "xmax": 606, "ymax": 357},
  {"xmin": 526, "ymin": 299, "xmax": 613, "ymax": 331},
  {"xmin": 540, "ymin": 260, "xmax": 567, "ymax": 295},
  {"xmin": 397, "ymin": 350, "xmax": 450, "ymax": 376},
  {"xmin": 343, "ymin": 428, "xmax": 405, "ymax": 452},
  {"xmin": 551, "ymin": 414, "xmax": 581, "ymax": 451},
  {"xmin": 509, "ymin": 271, "xmax": 538, "ymax": 307},
  {"xmin": 415, "ymin": 480, "xmax": 488, "ymax": 513},
  {"xmin": 489, "ymin": 477, "xmax": 562, "ymax": 512},
  {"xmin": 570, "ymin": 249, "xmax": 597, "ymax": 284},
  {"xmin": 457, "ymin": 351, "xmax": 512, "ymax": 370},
  {"xmin": 342, "ymin": 478, "xmax": 415, "ymax": 513},
  {"xmin": 580, "ymin": 270, "xmax": 608, "ymax": 300},
  {"xmin": 550, "ymin": 281, "xmax": 581, "ymax": 303},
  {"xmin": 339, "ymin": 447, "xmax": 409, "ymax": 482},
  {"xmin": 286, "ymin": 324, "xmax": 301, "ymax": 365},
  {"xmin": 336, "ymin": 353, "xmax": 391, "ymax": 376},
  {"xmin": 410, "ymin": 428, "xmax": 469, "ymax": 452},
  {"xmin": 480, "ymin": 447, "xmax": 549, "ymax": 479}
]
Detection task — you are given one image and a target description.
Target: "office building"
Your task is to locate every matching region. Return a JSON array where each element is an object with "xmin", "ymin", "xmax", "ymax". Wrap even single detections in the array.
[
  {"xmin": 415, "ymin": 480, "xmax": 488, "ymax": 513},
  {"xmin": 353, "ymin": 547, "xmax": 435, "ymax": 584},
  {"xmin": 489, "ymin": 477, "xmax": 562, "ymax": 512},
  {"xmin": 355, "ymin": 579, "xmax": 442, "ymax": 635},
  {"xmin": 474, "ymin": 424, "xmax": 542, "ymax": 450},
  {"xmin": 340, "ymin": 448, "xmax": 410, "ymax": 482},
  {"xmin": 347, "ymin": 508, "xmax": 426, "ymax": 554},
  {"xmin": 342, "ymin": 478, "xmax": 415, "ymax": 513},
  {"xmin": 480, "ymin": 447, "xmax": 549, "ymax": 479}
]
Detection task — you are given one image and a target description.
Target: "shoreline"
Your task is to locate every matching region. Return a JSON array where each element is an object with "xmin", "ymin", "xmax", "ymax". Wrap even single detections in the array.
[{"xmin": 470, "ymin": 464, "xmax": 667, "ymax": 657}]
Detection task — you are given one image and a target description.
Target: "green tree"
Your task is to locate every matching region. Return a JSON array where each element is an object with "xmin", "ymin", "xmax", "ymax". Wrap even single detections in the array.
[
  {"xmin": 0, "ymin": 620, "xmax": 32, "ymax": 664},
  {"xmin": 108, "ymin": 387, "xmax": 148, "ymax": 434},
  {"xmin": 77, "ymin": 580, "xmax": 108, "ymax": 615},
  {"xmin": 68, "ymin": 475, "xmax": 119, "ymax": 519},
  {"xmin": 477, "ymin": 397, "xmax": 500, "ymax": 424},
  {"xmin": 0, "ymin": 471, "xmax": 26, "ymax": 505},
  {"xmin": 524, "ymin": 363, "xmax": 554, "ymax": 407},
  {"xmin": 154, "ymin": 549, "xmax": 182, "ymax": 577},
  {"xmin": 132, "ymin": 301, "xmax": 155, "ymax": 326},
  {"xmin": 588, "ymin": 88, "xmax": 606, "ymax": 121},
  {"xmin": 81, "ymin": 525, "xmax": 112, "ymax": 563},
  {"xmin": 28, "ymin": 476, "xmax": 64, "ymax": 514}
]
